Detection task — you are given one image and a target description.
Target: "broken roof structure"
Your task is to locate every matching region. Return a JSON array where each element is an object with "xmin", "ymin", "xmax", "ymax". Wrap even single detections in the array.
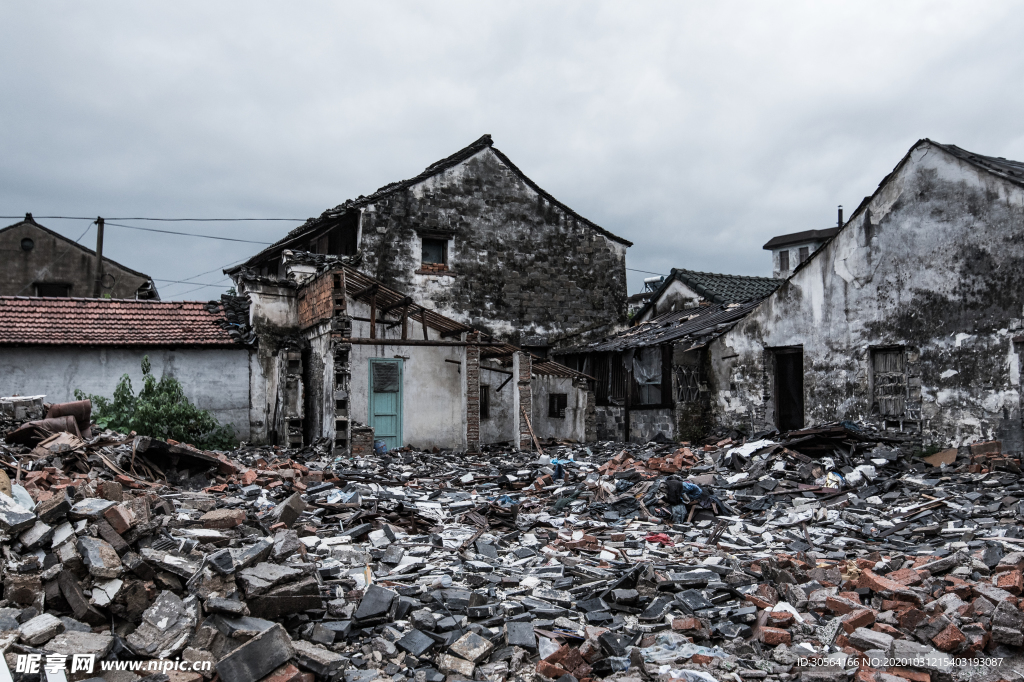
[{"xmin": 632, "ymin": 269, "xmax": 781, "ymax": 323}]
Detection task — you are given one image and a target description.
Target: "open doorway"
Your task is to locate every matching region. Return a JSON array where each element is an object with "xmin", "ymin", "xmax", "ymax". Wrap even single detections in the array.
[{"xmin": 772, "ymin": 347, "xmax": 804, "ymax": 431}]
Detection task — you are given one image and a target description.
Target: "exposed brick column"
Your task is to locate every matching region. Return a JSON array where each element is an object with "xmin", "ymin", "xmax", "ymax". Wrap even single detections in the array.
[
  {"xmin": 516, "ymin": 351, "xmax": 533, "ymax": 450},
  {"xmin": 466, "ymin": 333, "xmax": 481, "ymax": 453}
]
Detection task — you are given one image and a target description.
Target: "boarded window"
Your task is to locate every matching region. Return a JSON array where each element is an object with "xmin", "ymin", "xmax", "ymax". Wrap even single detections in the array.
[
  {"xmin": 480, "ymin": 385, "xmax": 490, "ymax": 419},
  {"xmin": 548, "ymin": 393, "xmax": 567, "ymax": 418},
  {"xmin": 872, "ymin": 348, "xmax": 906, "ymax": 417},
  {"xmin": 372, "ymin": 362, "xmax": 400, "ymax": 393},
  {"xmin": 421, "ymin": 238, "xmax": 447, "ymax": 265},
  {"xmin": 798, "ymin": 246, "xmax": 809, "ymax": 263},
  {"xmin": 779, "ymin": 250, "xmax": 789, "ymax": 272}
]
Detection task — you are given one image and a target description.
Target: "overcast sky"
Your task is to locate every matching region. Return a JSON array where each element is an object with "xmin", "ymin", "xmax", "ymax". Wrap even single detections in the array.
[{"xmin": 3, "ymin": 2, "xmax": 1023, "ymax": 299}]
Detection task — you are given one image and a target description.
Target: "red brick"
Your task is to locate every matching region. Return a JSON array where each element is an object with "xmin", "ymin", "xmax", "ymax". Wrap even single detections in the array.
[
  {"xmin": 672, "ymin": 617, "xmax": 701, "ymax": 631},
  {"xmin": 887, "ymin": 568, "xmax": 923, "ymax": 586},
  {"xmin": 200, "ymin": 508, "xmax": 245, "ymax": 529},
  {"xmin": 897, "ymin": 608, "xmax": 927, "ymax": 630},
  {"xmin": 760, "ymin": 627, "xmax": 791, "ymax": 646},
  {"xmin": 995, "ymin": 570, "xmax": 1023, "ymax": 596},
  {"xmin": 260, "ymin": 666, "xmax": 302, "ymax": 682},
  {"xmin": 827, "ymin": 595, "xmax": 862, "ymax": 614},
  {"xmin": 535, "ymin": 660, "xmax": 570, "ymax": 678},
  {"xmin": 240, "ymin": 470, "xmax": 258, "ymax": 485},
  {"xmin": 768, "ymin": 611, "xmax": 795, "ymax": 627},
  {"xmin": 842, "ymin": 608, "xmax": 876, "ymax": 633},
  {"xmin": 855, "ymin": 670, "xmax": 880, "ymax": 682},
  {"xmin": 931, "ymin": 623, "xmax": 966, "ymax": 652},
  {"xmin": 690, "ymin": 654, "xmax": 714, "ymax": 665},
  {"xmin": 873, "ymin": 623, "xmax": 901, "ymax": 637},
  {"xmin": 103, "ymin": 504, "xmax": 134, "ymax": 534}
]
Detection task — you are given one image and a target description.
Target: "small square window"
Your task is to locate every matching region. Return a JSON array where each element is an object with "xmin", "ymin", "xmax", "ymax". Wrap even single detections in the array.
[
  {"xmin": 35, "ymin": 283, "xmax": 71, "ymax": 297},
  {"xmin": 421, "ymin": 238, "xmax": 447, "ymax": 266},
  {"xmin": 480, "ymin": 385, "xmax": 490, "ymax": 419},
  {"xmin": 548, "ymin": 393, "xmax": 567, "ymax": 418}
]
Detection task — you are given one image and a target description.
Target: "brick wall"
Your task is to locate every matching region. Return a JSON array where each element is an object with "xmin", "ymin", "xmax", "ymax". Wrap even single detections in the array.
[
  {"xmin": 516, "ymin": 351, "xmax": 533, "ymax": 449},
  {"xmin": 466, "ymin": 333, "xmax": 481, "ymax": 453},
  {"xmin": 351, "ymin": 424, "xmax": 374, "ymax": 458},
  {"xmin": 298, "ymin": 268, "xmax": 345, "ymax": 330}
]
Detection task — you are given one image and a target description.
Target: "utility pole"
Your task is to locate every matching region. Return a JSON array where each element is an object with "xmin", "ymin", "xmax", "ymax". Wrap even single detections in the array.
[{"xmin": 93, "ymin": 217, "xmax": 105, "ymax": 298}]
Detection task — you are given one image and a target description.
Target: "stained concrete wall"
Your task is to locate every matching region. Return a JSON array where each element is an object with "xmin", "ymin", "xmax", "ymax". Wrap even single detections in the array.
[
  {"xmin": 353, "ymin": 148, "xmax": 629, "ymax": 345},
  {"xmin": 346, "ymin": 299, "xmax": 467, "ymax": 451},
  {"xmin": 0, "ymin": 347, "xmax": 250, "ymax": 439},
  {"xmin": 531, "ymin": 375, "xmax": 588, "ymax": 442},
  {"xmin": 715, "ymin": 141, "xmax": 1024, "ymax": 450},
  {"xmin": 480, "ymin": 363, "xmax": 516, "ymax": 445},
  {"xmin": 0, "ymin": 220, "xmax": 154, "ymax": 299}
]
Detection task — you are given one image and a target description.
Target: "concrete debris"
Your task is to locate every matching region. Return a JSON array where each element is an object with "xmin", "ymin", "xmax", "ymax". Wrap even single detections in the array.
[{"xmin": 0, "ymin": 407, "xmax": 1022, "ymax": 682}]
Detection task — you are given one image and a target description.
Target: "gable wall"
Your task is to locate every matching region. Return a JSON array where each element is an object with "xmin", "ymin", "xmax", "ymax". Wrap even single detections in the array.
[
  {"xmin": 0, "ymin": 223, "xmax": 151, "ymax": 298},
  {"xmin": 354, "ymin": 149, "xmax": 628, "ymax": 344},
  {"xmin": 713, "ymin": 143, "xmax": 1024, "ymax": 450}
]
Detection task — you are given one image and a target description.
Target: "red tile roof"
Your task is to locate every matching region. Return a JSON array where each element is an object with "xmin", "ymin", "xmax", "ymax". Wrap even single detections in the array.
[{"xmin": 0, "ymin": 297, "xmax": 240, "ymax": 347}]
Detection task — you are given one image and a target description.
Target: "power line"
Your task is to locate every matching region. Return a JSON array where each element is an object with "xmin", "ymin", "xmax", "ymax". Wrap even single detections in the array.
[
  {"xmin": 171, "ymin": 279, "xmax": 231, "ymax": 297},
  {"xmin": 104, "ymin": 222, "xmax": 273, "ymax": 244},
  {"xmin": 626, "ymin": 267, "xmax": 668, "ymax": 276},
  {"xmin": 1, "ymin": 215, "xmax": 304, "ymax": 222},
  {"xmin": 152, "ymin": 278, "xmax": 229, "ymax": 286}
]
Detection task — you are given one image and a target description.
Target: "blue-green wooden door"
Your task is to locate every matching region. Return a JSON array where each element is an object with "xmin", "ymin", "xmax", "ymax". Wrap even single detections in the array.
[{"xmin": 369, "ymin": 359, "xmax": 403, "ymax": 449}]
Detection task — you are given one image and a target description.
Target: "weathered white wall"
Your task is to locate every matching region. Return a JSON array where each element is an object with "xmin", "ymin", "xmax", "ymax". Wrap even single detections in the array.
[
  {"xmin": 480, "ymin": 363, "xmax": 516, "ymax": 445},
  {"xmin": 531, "ymin": 375, "xmax": 587, "ymax": 441},
  {"xmin": 347, "ymin": 299, "xmax": 467, "ymax": 450},
  {"xmin": 717, "ymin": 142, "xmax": 1024, "ymax": 450},
  {"xmin": 0, "ymin": 347, "xmax": 250, "ymax": 440}
]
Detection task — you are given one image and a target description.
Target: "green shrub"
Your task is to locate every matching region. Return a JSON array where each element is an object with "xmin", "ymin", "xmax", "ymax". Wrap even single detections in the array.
[{"xmin": 76, "ymin": 356, "xmax": 234, "ymax": 450}]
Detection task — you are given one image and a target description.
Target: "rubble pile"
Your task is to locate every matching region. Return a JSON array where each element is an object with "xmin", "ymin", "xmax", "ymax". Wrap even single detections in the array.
[{"xmin": 0, "ymin": 403, "xmax": 1023, "ymax": 682}]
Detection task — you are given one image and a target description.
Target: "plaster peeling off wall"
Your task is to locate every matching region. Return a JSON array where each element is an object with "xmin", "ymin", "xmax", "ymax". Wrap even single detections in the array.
[
  {"xmin": 716, "ymin": 142, "xmax": 1024, "ymax": 451},
  {"xmin": 356, "ymin": 148, "xmax": 628, "ymax": 345}
]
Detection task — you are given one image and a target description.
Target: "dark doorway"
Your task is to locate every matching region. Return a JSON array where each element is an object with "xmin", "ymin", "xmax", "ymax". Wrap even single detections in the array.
[{"xmin": 773, "ymin": 348, "xmax": 804, "ymax": 431}]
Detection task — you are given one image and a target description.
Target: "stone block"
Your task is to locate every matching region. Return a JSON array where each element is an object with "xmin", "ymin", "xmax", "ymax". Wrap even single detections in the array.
[
  {"xmin": 77, "ymin": 536, "xmax": 122, "ymax": 578},
  {"xmin": 200, "ymin": 508, "xmax": 246, "ymax": 529},
  {"xmin": 18, "ymin": 613, "xmax": 64, "ymax": 646},
  {"xmin": 216, "ymin": 623, "xmax": 295, "ymax": 682}
]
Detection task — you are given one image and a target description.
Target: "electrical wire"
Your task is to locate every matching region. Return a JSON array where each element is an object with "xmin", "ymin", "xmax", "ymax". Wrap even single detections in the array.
[
  {"xmin": 626, "ymin": 267, "xmax": 667, "ymax": 276},
  {"xmin": 1, "ymin": 216, "xmax": 304, "ymax": 222},
  {"xmin": 151, "ymin": 278, "xmax": 229, "ymax": 286},
  {"xmin": 170, "ymin": 278, "xmax": 231, "ymax": 297},
  {"xmin": 104, "ymin": 222, "xmax": 273, "ymax": 245}
]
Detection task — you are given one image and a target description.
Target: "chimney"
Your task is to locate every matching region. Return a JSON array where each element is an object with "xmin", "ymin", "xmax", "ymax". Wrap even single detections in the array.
[{"xmin": 837, "ymin": 205, "xmax": 843, "ymax": 227}]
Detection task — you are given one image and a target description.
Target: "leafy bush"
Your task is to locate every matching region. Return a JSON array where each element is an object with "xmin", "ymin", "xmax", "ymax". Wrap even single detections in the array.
[{"xmin": 76, "ymin": 356, "xmax": 234, "ymax": 450}]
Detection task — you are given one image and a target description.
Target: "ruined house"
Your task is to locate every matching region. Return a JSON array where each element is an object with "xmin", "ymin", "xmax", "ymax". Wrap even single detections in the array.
[
  {"xmin": 631, "ymin": 269, "xmax": 780, "ymax": 323},
  {"xmin": 703, "ymin": 140, "xmax": 1024, "ymax": 451},
  {"xmin": 234, "ymin": 252, "xmax": 594, "ymax": 452},
  {"xmin": 229, "ymin": 135, "xmax": 631, "ymax": 352},
  {"xmin": 0, "ymin": 214, "xmax": 159, "ymax": 299},
  {"xmin": 0, "ymin": 296, "xmax": 249, "ymax": 436},
  {"xmin": 556, "ymin": 272, "xmax": 779, "ymax": 442}
]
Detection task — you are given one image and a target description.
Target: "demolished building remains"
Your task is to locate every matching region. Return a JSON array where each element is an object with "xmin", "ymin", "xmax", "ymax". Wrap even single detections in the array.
[{"xmin": 230, "ymin": 135, "xmax": 632, "ymax": 352}]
